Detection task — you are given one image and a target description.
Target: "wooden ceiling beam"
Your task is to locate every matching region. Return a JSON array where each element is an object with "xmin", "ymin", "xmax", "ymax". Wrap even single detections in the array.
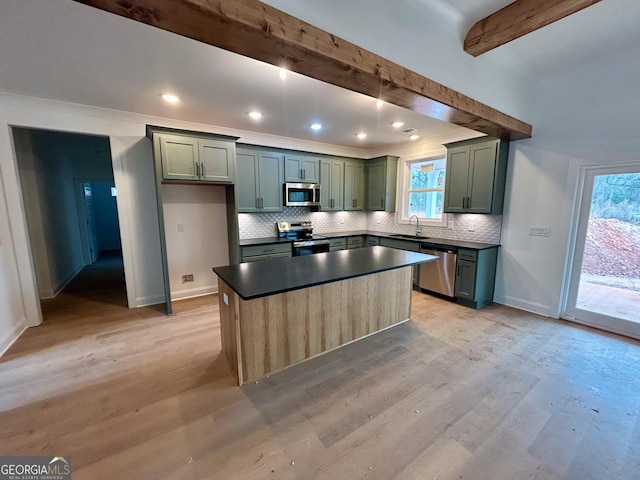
[
  {"xmin": 465, "ymin": 0, "xmax": 601, "ymax": 57},
  {"xmin": 73, "ymin": 0, "xmax": 532, "ymax": 140}
]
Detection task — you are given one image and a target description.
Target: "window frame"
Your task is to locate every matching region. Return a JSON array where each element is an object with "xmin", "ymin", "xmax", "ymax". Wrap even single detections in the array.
[{"xmin": 399, "ymin": 156, "xmax": 448, "ymax": 228}]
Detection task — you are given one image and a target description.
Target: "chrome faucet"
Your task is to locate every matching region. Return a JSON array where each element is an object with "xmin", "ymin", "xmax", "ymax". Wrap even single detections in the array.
[{"xmin": 409, "ymin": 215, "xmax": 422, "ymax": 236}]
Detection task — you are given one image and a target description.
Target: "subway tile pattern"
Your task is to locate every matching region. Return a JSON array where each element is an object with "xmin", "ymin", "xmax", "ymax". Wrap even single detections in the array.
[
  {"xmin": 366, "ymin": 212, "xmax": 502, "ymax": 244},
  {"xmin": 238, "ymin": 208, "xmax": 368, "ymax": 239},
  {"xmin": 238, "ymin": 208, "xmax": 501, "ymax": 243}
]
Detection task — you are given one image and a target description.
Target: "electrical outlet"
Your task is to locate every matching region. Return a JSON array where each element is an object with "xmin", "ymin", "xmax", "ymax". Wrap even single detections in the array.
[
  {"xmin": 529, "ymin": 226, "xmax": 551, "ymax": 237},
  {"xmin": 181, "ymin": 274, "xmax": 194, "ymax": 283},
  {"xmin": 448, "ymin": 221, "xmax": 454, "ymax": 230},
  {"xmin": 177, "ymin": 223, "xmax": 184, "ymax": 232},
  {"xmin": 468, "ymin": 223, "xmax": 475, "ymax": 232}
]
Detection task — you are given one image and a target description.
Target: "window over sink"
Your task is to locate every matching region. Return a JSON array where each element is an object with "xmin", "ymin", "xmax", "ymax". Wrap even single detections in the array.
[{"xmin": 400, "ymin": 157, "xmax": 447, "ymax": 227}]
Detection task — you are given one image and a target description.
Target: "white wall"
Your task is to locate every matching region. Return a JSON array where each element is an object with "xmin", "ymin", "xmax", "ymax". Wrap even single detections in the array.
[
  {"xmin": 0, "ymin": 93, "xmax": 371, "ymax": 354},
  {"xmin": 495, "ymin": 44, "xmax": 640, "ymax": 317},
  {"xmin": 162, "ymin": 184, "xmax": 229, "ymax": 300}
]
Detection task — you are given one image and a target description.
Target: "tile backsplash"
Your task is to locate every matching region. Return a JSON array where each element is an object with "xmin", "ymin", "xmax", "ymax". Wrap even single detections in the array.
[
  {"xmin": 238, "ymin": 208, "xmax": 368, "ymax": 239},
  {"xmin": 366, "ymin": 211, "xmax": 502, "ymax": 244},
  {"xmin": 239, "ymin": 208, "xmax": 501, "ymax": 243}
]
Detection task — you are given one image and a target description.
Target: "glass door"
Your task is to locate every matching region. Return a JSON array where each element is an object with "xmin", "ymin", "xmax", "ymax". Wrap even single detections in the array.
[{"xmin": 564, "ymin": 164, "xmax": 640, "ymax": 339}]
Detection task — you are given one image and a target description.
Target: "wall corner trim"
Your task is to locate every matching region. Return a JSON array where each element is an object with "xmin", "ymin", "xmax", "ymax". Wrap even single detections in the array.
[{"xmin": 0, "ymin": 316, "xmax": 30, "ymax": 357}]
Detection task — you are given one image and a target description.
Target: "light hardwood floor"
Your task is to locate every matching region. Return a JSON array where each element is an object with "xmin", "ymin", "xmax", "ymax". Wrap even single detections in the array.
[{"xmin": 1, "ymin": 256, "xmax": 639, "ymax": 479}]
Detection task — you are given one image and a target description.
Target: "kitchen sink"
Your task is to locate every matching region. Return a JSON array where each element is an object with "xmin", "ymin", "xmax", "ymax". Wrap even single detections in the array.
[{"xmin": 389, "ymin": 234, "xmax": 429, "ymax": 240}]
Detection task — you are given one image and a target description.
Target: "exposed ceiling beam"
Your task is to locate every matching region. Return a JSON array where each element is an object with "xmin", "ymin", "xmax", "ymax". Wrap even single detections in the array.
[
  {"xmin": 72, "ymin": 0, "xmax": 532, "ymax": 140},
  {"xmin": 465, "ymin": 0, "xmax": 601, "ymax": 57}
]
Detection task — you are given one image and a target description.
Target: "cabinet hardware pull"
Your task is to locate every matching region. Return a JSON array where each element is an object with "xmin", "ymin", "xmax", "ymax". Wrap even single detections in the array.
[
  {"xmin": 380, "ymin": 198, "xmax": 383, "ymax": 208},
  {"xmin": 303, "ymin": 169, "xmax": 306, "ymax": 180},
  {"xmin": 467, "ymin": 196, "xmax": 471, "ymax": 209},
  {"xmin": 462, "ymin": 196, "xmax": 466, "ymax": 209},
  {"xmin": 260, "ymin": 198, "xmax": 263, "ymax": 209},
  {"xmin": 201, "ymin": 162, "xmax": 205, "ymax": 178},
  {"xmin": 300, "ymin": 168, "xmax": 303, "ymax": 179},
  {"xmin": 196, "ymin": 162, "xmax": 200, "ymax": 177}
]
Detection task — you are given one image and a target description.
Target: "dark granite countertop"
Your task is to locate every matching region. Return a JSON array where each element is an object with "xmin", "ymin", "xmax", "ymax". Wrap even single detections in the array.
[
  {"xmin": 214, "ymin": 246, "xmax": 436, "ymax": 300},
  {"xmin": 240, "ymin": 230, "xmax": 499, "ymax": 250}
]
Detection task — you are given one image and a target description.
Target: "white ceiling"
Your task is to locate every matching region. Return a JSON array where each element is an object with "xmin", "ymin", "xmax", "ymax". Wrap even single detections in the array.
[{"xmin": 1, "ymin": 0, "xmax": 638, "ymax": 150}]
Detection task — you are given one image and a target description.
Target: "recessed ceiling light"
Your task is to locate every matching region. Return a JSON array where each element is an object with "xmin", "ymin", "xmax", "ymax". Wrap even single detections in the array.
[
  {"xmin": 279, "ymin": 68, "xmax": 287, "ymax": 80},
  {"xmin": 409, "ymin": 134, "xmax": 420, "ymax": 141},
  {"xmin": 310, "ymin": 123, "xmax": 323, "ymax": 131},
  {"xmin": 392, "ymin": 121, "xmax": 404, "ymax": 128},
  {"xmin": 248, "ymin": 111, "xmax": 262, "ymax": 120},
  {"xmin": 161, "ymin": 94, "xmax": 180, "ymax": 103},
  {"xmin": 356, "ymin": 132, "xmax": 367, "ymax": 140},
  {"xmin": 376, "ymin": 99, "xmax": 383, "ymax": 108}
]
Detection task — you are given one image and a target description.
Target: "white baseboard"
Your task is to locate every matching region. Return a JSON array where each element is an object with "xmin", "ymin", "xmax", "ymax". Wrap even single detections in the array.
[
  {"xmin": 493, "ymin": 295, "xmax": 555, "ymax": 318},
  {"xmin": 135, "ymin": 293, "xmax": 166, "ymax": 307},
  {"xmin": 0, "ymin": 316, "xmax": 29, "ymax": 357},
  {"xmin": 171, "ymin": 284, "xmax": 218, "ymax": 301}
]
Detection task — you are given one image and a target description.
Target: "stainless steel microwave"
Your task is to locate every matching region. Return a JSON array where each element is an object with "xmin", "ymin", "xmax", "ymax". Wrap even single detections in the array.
[{"xmin": 284, "ymin": 182, "xmax": 321, "ymax": 207}]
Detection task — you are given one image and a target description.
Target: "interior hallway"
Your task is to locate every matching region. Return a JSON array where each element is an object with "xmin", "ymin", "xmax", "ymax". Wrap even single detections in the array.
[
  {"xmin": 1, "ymin": 282, "xmax": 639, "ymax": 479},
  {"xmin": 40, "ymin": 250, "xmax": 127, "ymax": 321}
]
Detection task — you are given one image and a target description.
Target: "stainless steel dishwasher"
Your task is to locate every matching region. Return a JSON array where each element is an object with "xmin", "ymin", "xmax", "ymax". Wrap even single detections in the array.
[{"xmin": 418, "ymin": 244, "xmax": 457, "ymax": 297}]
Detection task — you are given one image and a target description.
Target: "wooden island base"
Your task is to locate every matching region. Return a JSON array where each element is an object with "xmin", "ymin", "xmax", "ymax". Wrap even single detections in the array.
[{"xmin": 218, "ymin": 266, "xmax": 413, "ymax": 385}]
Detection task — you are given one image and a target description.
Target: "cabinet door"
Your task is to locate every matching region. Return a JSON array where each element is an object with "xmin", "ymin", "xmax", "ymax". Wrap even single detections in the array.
[
  {"xmin": 284, "ymin": 155, "xmax": 303, "ymax": 182},
  {"xmin": 319, "ymin": 159, "xmax": 332, "ymax": 210},
  {"xmin": 236, "ymin": 150, "xmax": 260, "ymax": 212},
  {"xmin": 330, "ymin": 160, "xmax": 344, "ymax": 211},
  {"xmin": 344, "ymin": 161, "xmax": 365, "ymax": 211},
  {"xmin": 467, "ymin": 141, "xmax": 498, "ymax": 213},
  {"xmin": 443, "ymin": 146, "xmax": 470, "ymax": 213},
  {"xmin": 455, "ymin": 259, "xmax": 477, "ymax": 300},
  {"xmin": 302, "ymin": 157, "xmax": 319, "ymax": 183},
  {"xmin": 159, "ymin": 135, "xmax": 199, "ymax": 181},
  {"xmin": 257, "ymin": 152, "xmax": 284, "ymax": 212},
  {"xmin": 199, "ymin": 139, "xmax": 235, "ymax": 183},
  {"xmin": 366, "ymin": 161, "xmax": 386, "ymax": 210}
]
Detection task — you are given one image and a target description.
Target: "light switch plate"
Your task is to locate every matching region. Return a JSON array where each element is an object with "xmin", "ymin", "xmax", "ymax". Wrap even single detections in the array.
[
  {"xmin": 223, "ymin": 293, "xmax": 229, "ymax": 305},
  {"xmin": 529, "ymin": 226, "xmax": 551, "ymax": 237},
  {"xmin": 448, "ymin": 221, "xmax": 454, "ymax": 230}
]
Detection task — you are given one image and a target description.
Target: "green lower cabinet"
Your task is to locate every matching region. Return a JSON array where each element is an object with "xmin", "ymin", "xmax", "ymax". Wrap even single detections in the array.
[
  {"xmin": 241, "ymin": 243, "xmax": 291, "ymax": 262},
  {"xmin": 378, "ymin": 238, "xmax": 419, "ymax": 286},
  {"xmin": 347, "ymin": 236, "xmax": 364, "ymax": 249},
  {"xmin": 329, "ymin": 238, "xmax": 347, "ymax": 251},
  {"xmin": 455, "ymin": 247, "xmax": 498, "ymax": 309},
  {"xmin": 365, "ymin": 236, "xmax": 380, "ymax": 247}
]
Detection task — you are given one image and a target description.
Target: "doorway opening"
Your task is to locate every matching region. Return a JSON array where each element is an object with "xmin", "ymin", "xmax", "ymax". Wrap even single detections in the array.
[
  {"xmin": 564, "ymin": 164, "xmax": 640, "ymax": 339},
  {"xmin": 11, "ymin": 127, "xmax": 128, "ymax": 320}
]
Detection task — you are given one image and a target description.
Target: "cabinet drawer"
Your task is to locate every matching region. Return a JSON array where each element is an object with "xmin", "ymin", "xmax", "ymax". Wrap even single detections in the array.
[
  {"xmin": 458, "ymin": 249, "xmax": 477, "ymax": 262},
  {"xmin": 241, "ymin": 243, "xmax": 291, "ymax": 258},
  {"xmin": 347, "ymin": 236, "xmax": 363, "ymax": 248},
  {"xmin": 329, "ymin": 238, "xmax": 347, "ymax": 251},
  {"xmin": 365, "ymin": 236, "xmax": 380, "ymax": 246}
]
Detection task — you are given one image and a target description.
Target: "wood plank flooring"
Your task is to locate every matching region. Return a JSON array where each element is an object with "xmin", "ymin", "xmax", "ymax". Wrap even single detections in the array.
[{"xmin": 1, "ymin": 258, "xmax": 639, "ymax": 479}]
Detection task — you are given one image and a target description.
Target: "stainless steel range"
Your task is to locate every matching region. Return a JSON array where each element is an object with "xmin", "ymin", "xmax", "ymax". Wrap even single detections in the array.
[{"xmin": 277, "ymin": 221, "xmax": 330, "ymax": 256}]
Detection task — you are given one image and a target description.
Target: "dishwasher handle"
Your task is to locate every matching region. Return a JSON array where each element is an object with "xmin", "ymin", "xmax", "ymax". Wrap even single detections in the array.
[{"xmin": 420, "ymin": 244, "xmax": 457, "ymax": 255}]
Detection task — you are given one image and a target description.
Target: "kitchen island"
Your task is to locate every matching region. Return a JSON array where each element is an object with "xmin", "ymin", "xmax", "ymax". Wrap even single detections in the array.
[{"xmin": 213, "ymin": 246, "xmax": 436, "ymax": 385}]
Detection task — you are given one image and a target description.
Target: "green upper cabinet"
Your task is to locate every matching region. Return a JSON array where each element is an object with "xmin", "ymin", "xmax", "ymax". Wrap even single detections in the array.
[
  {"xmin": 344, "ymin": 160, "xmax": 365, "ymax": 211},
  {"xmin": 156, "ymin": 133, "xmax": 236, "ymax": 184},
  {"xmin": 284, "ymin": 154, "xmax": 319, "ymax": 183},
  {"xmin": 443, "ymin": 137, "xmax": 509, "ymax": 214},
  {"xmin": 319, "ymin": 159, "xmax": 344, "ymax": 211},
  {"xmin": 365, "ymin": 155, "xmax": 398, "ymax": 211},
  {"xmin": 236, "ymin": 147, "xmax": 284, "ymax": 213}
]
